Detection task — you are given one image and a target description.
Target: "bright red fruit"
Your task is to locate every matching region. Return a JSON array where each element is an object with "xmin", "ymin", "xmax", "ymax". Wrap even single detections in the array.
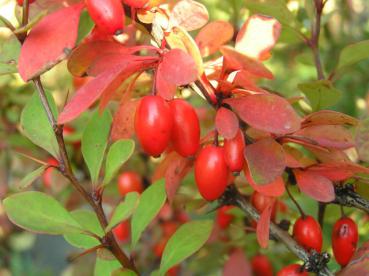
[
  {"xmin": 123, "ymin": 0, "xmax": 149, "ymax": 8},
  {"xmin": 42, "ymin": 158, "xmax": 59, "ymax": 188},
  {"xmin": 85, "ymin": 0, "xmax": 125, "ymax": 35},
  {"xmin": 332, "ymin": 217, "xmax": 358, "ymax": 267},
  {"xmin": 216, "ymin": 206, "xmax": 234, "ymax": 229},
  {"xmin": 118, "ymin": 171, "xmax": 143, "ymax": 196},
  {"xmin": 224, "ymin": 130, "xmax": 245, "ymax": 172},
  {"xmin": 293, "ymin": 215, "xmax": 322, "ymax": 252},
  {"xmin": 162, "ymin": 221, "xmax": 178, "ymax": 237},
  {"xmin": 194, "ymin": 146, "xmax": 229, "ymax": 201},
  {"xmin": 277, "ymin": 264, "xmax": 307, "ymax": 276},
  {"xmin": 113, "ymin": 220, "xmax": 130, "ymax": 242},
  {"xmin": 251, "ymin": 254, "xmax": 273, "ymax": 276},
  {"xmin": 17, "ymin": 0, "xmax": 35, "ymax": 5},
  {"xmin": 251, "ymin": 191, "xmax": 277, "ymax": 221},
  {"xmin": 169, "ymin": 99, "xmax": 200, "ymax": 157},
  {"xmin": 135, "ymin": 95, "xmax": 173, "ymax": 157}
]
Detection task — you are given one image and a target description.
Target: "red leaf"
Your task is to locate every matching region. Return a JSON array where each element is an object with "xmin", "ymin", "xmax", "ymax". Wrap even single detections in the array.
[
  {"xmin": 307, "ymin": 162, "xmax": 369, "ymax": 181},
  {"xmin": 169, "ymin": 0, "xmax": 209, "ymax": 31},
  {"xmin": 220, "ymin": 46, "xmax": 274, "ymax": 79},
  {"xmin": 156, "ymin": 70, "xmax": 177, "ymax": 100},
  {"xmin": 295, "ymin": 125, "xmax": 354, "ymax": 149},
  {"xmin": 223, "ymin": 249, "xmax": 252, "ymax": 276},
  {"xmin": 165, "ymin": 154, "xmax": 192, "ymax": 203},
  {"xmin": 158, "ymin": 49, "xmax": 198, "ymax": 86},
  {"xmin": 68, "ymin": 41, "xmax": 128, "ymax": 77},
  {"xmin": 18, "ymin": 4, "xmax": 84, "ymax": 81},
  {"xmin": 225, "ymin": 94, "xmax": 301, "ymax": 135},
  {"xmin": 245, "ymin": 138, "xmax": 286, "ymax": 185},
  {"xmin": 59, "ymin": 65, "xmax": 126, "ymax": 124},
  {"xmin": 233, "ymin": 70, "xmax": 269, "ymax": 93},
  {"xmin": 256, "ymin": 199, "xmax": 275, "ymax": 248},
  {"xmin": 111, "ymin": 99, "xmax": 139, "ymax": 141},
  {"xmin": 244, "ymin": 165, "xmax": 285, "ymax": 197},
  {"xmin": 195, "ymin": 20, "xmax": 234, "ymax": 57},
  {"xmin": 302, "ymin": 110, "xmax": 358, "ymax": 128},
  {"xmin": 215, "ymin": 107, "xmax": 239, "ymax": 139},
  {"xmin": 294, "ymin": 170, "xmax": 335, "ymax": 202},
  {"xmin": 236, "ymin": 14, "xmax": 281, "ymax": 61}
]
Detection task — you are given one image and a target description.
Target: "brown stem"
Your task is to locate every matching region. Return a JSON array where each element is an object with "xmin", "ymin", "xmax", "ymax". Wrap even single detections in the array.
[
  {"xmin": 286, "ymin": 184, "xmax": 306, "ymax": 218},
  {"xmin": 317, "ymin": 202, "xmax": 326, "ymax": 229},
  {"xmin": 32, "ymin": 77, "xmax": 138, "ymax": 273}
]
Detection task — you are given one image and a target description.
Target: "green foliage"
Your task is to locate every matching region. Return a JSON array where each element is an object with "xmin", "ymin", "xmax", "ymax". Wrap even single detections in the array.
[
  {"xmin": 111, "ymin": 268, "xmax": 137, "ymax": 276},
  {"xmin": 131, "ymin": 179, "xmax": 167, "ymax": 248},
  {"xmin": 337, "ymin": 40, "xmax": 369, "ymax": 72},
  {"xmin": 298, "ymin": 80, "xmax": 342, "ymax": 111},
  {"xmin": 77, "ymin": 10, "xmax": 94, "ymax": 44},
  {"xmin": 16, "ymin": 165, "xmax": 46, "ymax": 190},
  {"xmin": 106, "ymin": 192, "xmax": 140, "ymax": 232},
  {"xmin": 0, "ymin": 33, "xmax": 21, "ymax": 75},
  {"xmin": 20, "ymin": 91, "xmax": 59, "ymax": 157},
  {"xmin": 82, "ymin": 109, "xmax": 112, "ymax": 184},
  {"xmin": 64, "ymin": 209, "xmax": 103, "ymax": 249},
  {"xmin": 103, "ymin": 139, "xmax": 135, "ymax": 186},
  {"xmin": 94, "ymin": 258, "xmax": 121, "ymax": 276},
  {"xmin": 159, "ymin": 220, "xmax": 213, "ymax": 275},
  {"xmin": 3, "ymin": 191, "xmax": 83, "ymax": 235}
]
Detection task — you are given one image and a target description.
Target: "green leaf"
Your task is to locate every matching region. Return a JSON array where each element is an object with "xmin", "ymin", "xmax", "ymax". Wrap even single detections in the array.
[
  {"xmin": 64, "ymin": 209, "xmax": 103, "ymax": 249},
  {"xmin": 131, "ymin": 179, "xmax": 167, "ymax": 248},
  {"xmin": 112, "ymin": 268, "xmax": 137, "ymax": 276},
  {"xmin": 94, "ymin": 258, "xmax": 121, "ymax": 276},
  {"xmin": 0, "ymin": 32, "xmax": 21, "ymax": 75},
  {"xmin": 3, "ymin": 191, "xmax": 83, "ymax": 235},
  {"xmin": 17, "ymin": 165, "xmax": 46, "ymax": 190},
  {"xmin": 337, "ymin": 40, "xmax": 369, "ymax": 71},
  {"xmin": 77, "ymin": 10, "xmax": 94, "ymax": 44},
  {"xmin": 106, "ymin": 192, "xmax": 140, "ymax": 233},
  {"xmin": 82, "ymin": 110, "xmax": 112, "ymax": 184},
  {"xmin": 298, "ymin": 80, "xmax": 342, "ymax": 111},
  {"xmin": 159, "ymin": 220, "xmax": 213, "ymax": 275},
  {"xmin": 20, "ymin": 91, "xmax": 59, "ymax": 158},
  {"xmin": 103, "ymin": 139, "xmax": 135, "ymax": 186}
]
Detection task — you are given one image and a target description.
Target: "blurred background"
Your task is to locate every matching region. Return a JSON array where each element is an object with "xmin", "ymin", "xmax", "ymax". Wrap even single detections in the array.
[{"xmin": 1, "ymin": 0, "xmax": 369, "ymax": 275}]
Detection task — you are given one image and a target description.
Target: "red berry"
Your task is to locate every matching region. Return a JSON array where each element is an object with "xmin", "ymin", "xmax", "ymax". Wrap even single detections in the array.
[
  {"xmin": 194, "ymin": 146, "xmax": 229, "ymax": 201},
  {"xmin": 167, "ymin": 265, "xmax": 180, "ymax": 276},
  {"xmin": 113, "ymin": 220, "xmax": 130, "ymax": 242},
  {"xmin": 42, "ymin": 158, "xmax": 59, "ymax": 188},
  {"xmin": 216, "ymin": 206, "xmax": 234, "ymax": 229},
  {"xmin": 118, "ymin": 171, "xmax": 143, "ymax": 196},
  {"xmin": 293, "ymin": 215, "xmax": 322, "ymax": 253},
  {"xmin": 251, "ymin": 191, "xmax": 277, "ymax": 221},
  {"xmin": 85, "ymin": 0, "xmax": 125, "ymax": 35},
  {"xmin": 332, "ymin": 217, "xmax": 358, "ymax": 267},
  {"xmin": 135, "ymin": 96, "xmax": 173, "ymax": 157},
  {"xmin": 162, "ymin": 221, "xmax": 178, "ymax": 237},
  {"xmin": 153, "ymin": 237, "xmax": 168, "ymax": 257},
  {"xmin": 169, "ymin": 99, "xmax": 200, "ymax": 157},
  {"xmin": 251, "ymin": 254, "xmax": 273, "ymax": 276},
  {"xmin": 123, "ymin": 0, "xmax": 149, "ymax": 8},
  {"xmin": 224, "ymin": 130, "xmax": 245, "ymax": 172},
  {"xmin": 17, "ymin": 0, "xmax": 35, "ymax": 6},
  {"xmin": 277, "ymin": 264, "xmax": 307, "ymax": 276}
]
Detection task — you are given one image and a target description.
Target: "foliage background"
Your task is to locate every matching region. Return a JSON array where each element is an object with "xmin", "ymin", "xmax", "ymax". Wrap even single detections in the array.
[{"xmin": 1, "ymin": 0, "xmax": 369, "ymax": 275}]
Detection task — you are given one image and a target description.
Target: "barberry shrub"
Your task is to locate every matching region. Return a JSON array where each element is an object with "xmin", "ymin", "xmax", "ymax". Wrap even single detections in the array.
[{"xmin": 1, "ymin": 0, "xmax": 369, "ymax": 275}]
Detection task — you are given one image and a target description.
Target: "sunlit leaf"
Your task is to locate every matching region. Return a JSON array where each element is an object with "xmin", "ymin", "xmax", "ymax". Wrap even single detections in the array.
[
  {"xmin": 18, "ymin": 4, "xmax": 84, "ymax": 81},
  {"xmin": 337, "ymin": 40, "xmax": 369, "ymax": 71},
  {"xmin": 131, "ymin": 179, "xmax": 167, "ymax": 248},
  {"xmin": 82, "ymin": 110, "xmax": 112, "ymax": 184},
  {"xmin": 355, "ymin": 117, "xmax": 369, "ymax": 162},
  {"xmin": 169, "ymin": 0, "xmax": 209, "ymax": 31},
  {"xmin": 160, "ymin": 220, "xmax": 213, "ymax": 274},
  {"xmin": 307, "ymin": 162, "xmax": 369, "ymax": 181},
  {"xmin": 111, "ymin": 99, "xmax": 139, "ymax": 141},
  {"xmin": 94, "ymin": 258, "xmax": 121, "ymax": 276},
  {"xmin": 3, "ymin": 191, "xmax": 83, "ymax": 234},
  {"xmin": 302, "ymin": 110, "xmax": 358, "ymax": 128}
]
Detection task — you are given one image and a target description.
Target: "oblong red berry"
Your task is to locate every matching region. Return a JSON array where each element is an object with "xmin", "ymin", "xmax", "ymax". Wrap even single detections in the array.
[
  {"xmin": 277, "ymin": 264, "xmax": 307, "ymax": 276},
  {"xmin": 169, "ymin": 99, "xmax": 200, "ymax": 157},
  {"xmin": 85, "ymin": 0, "xmax": 124, "ymax": 35},
  {"xmin": 332, "ymin": 217, "xmax": 358, "ymax": 267},
  {"xmin": 194, "ymin": 146, "xmax": 229, "ymax": 201},
  {"xmin": 118, "ymin": 171, "xmax": 143, "ymax": 196},
  {"xmin": 135, "ymin": 95, "xmax": 173, "ymax": 157},
  {"xmin": 124, "ymin": 0, "xmax": 149, "ymax": 8},
  {"xmin": 224, "ymin": 130, "xmax": 245, "ymax": 172},
  {"xmin": 293, "ymin": 215, "xmax": 322, "ymax": 253},
  {"xmin": 251, "ymin": 254, "xmax": 273, "ymax": 276}
]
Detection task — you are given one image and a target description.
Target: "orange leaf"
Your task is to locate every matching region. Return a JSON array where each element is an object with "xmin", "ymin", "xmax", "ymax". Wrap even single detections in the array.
[
  {"xmin": 169, "ymin": 0, "xmax": 209, "ymax": 31},
  {"xmin": 18, "ymin": 4, "xmax": 84, "ymax": 81},
  {"xmin": 307, "ymin": 162, "xmax": 369, "ymax": 181},
  {"xmin": 195, "ymin": 20, "xmax": 234, "ymax": 57},
  {"xmin": 294, "ymin": 169, "xmax": 335, "ymax": 202},
  {"xmin": 156, "ymin": 70, "xmax": 177, "ymax": 100},
  {"xmin": 302, "ymin": 110, "xmax": 358, "ymax": 128},
  {"xmin": 111, "ymin": 99, "xmax": 139, "ymax": 141},
  {"xmin": 236, "ymin": 14, "xmax": 281, "ymax": 61},
  {"xmin": 256, "ymin": 199, "xmax": 275, "ymax": 248},
  {"xmin": 225, "ymin": 94, "xmax": 301, "ymax": 135}
]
